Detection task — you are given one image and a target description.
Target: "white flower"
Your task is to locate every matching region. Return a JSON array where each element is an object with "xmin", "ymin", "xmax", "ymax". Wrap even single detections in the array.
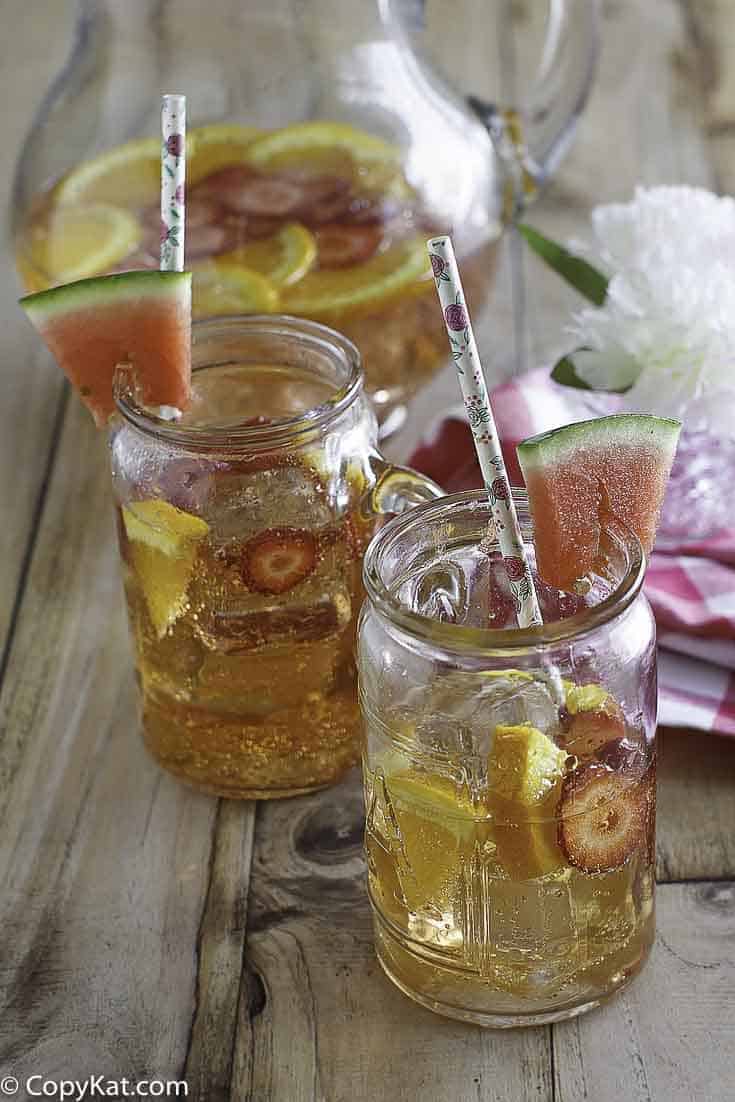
[{"xmin": 567, "ymin": 186, "xmax": 735, "ymax": 434}]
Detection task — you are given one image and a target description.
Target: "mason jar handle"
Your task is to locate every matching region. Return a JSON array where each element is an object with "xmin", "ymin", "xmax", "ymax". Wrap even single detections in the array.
[
  {"xmin": 367, "ymin": 457, "xmax": 444, "ymax": 517},
  {"xmin": 468, "ymin": 0, "xmax": 600, "ymax": 214}
]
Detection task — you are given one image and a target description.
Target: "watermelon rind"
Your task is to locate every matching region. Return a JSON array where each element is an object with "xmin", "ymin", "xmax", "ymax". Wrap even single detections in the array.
[
  {"xmin": 517, "ymin": 413, "xmax": 680, "ymax": 469},
  {"xmin": 19, "ymin": 270, "xmax": 191, "ymax": 323}
]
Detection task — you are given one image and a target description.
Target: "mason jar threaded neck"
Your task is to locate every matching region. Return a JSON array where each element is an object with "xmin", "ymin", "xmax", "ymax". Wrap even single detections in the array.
[
  {"xmin": 114, "ymin": 314, "xmax": 363, "ymax": 452},
  {"xmin": 362, "ymin": 488, "xmax": 646, "ymax": 654}
]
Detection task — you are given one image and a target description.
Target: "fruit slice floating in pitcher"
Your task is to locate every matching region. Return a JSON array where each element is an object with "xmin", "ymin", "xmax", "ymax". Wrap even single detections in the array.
[
  {"xmin": 244, "ymin": 121, "xmax": 401, "ymax": 178},
  {"xmin": 216, "ymin": 222, "xmax": 317, "ymax": 287},
  {"xmin": 187, "ymin": 123, "xmax": 263, "ymax": 186},
  {"xmin": 24, "ymin": 204, "xmax": 143, "ymax": 284},
  {"xmin": 191, "ymin": 263, "xmax": 279, "ymax": 317},
  {"xmin": 517, "ymin": 414, "xmax": 681, "ymax": 590},
  {"xmin": 54, "ymin": 137, "xmax": 180, "ymax": 209},
  {"xmin": 122, "ymin": 499, "xmax": 209, "ymax": 638},
  {"xmin": 281, "ymin": 235, "xmax": 431, "ymax": 322},
  {"xmin": 20, "ymin": 270, "xmax": 192, "ymax": 426}
]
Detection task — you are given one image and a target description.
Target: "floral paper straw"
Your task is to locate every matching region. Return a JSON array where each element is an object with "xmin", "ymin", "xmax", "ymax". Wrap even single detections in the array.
[
  {"xmin": 428, "ymin": 235, "xmax": 543, "ymax": 628},
  {"xmin": 160, "ymin": 93, "xmax": 186, "ymax": 272}
]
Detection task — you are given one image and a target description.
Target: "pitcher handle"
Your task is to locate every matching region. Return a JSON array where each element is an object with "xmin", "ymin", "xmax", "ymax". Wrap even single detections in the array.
[
  {"xmin": 469, "ymin": 0, "xmax": 600, "ymax": 215},
  {"xmin": 367, "ymin": 457, "xmax": 444, "ymax": 518}
]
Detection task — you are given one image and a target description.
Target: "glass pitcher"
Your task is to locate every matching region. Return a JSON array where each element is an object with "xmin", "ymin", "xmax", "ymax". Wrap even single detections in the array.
[{"xmin": 13, "ymin": 0, "xmax": 599, "ymax": 426}]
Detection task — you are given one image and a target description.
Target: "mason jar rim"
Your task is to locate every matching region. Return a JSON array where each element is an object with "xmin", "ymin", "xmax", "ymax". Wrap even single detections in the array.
[
  {"xmin": 362, "ymin": 488, "xmax": 647, "ymax": 654},
  {"xmin": 113, "ymin": 314, "xmax": 363, "ymax": 450}
]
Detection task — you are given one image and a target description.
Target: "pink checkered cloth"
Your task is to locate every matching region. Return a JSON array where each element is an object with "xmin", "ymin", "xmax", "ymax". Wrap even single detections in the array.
[{"xmin": 409, "ymin": 369, "xmax": 735, "ymax": 737}]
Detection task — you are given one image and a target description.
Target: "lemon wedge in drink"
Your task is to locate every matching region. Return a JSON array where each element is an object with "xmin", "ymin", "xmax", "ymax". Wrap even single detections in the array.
[
  {"xmin": 379, "ymin": 768, "xmax": 484, "ymax": 910},
  {"xmin": 217, "ymin": 223, "xmax": 317, "ymax": 287},
  {"xmin": 191, "ymin": 263, "xmax": 279, "ymax": 317},
  {"xmin": 488, "ymin": 724, "xmax": 569, "ymax": 880},
  {"xmin": 489, "ymin": 723, "xmax": 568, "ymax": 805},
  {"xmin": 25, "ymin": 204, "xmax": 142, "ymax": 283},
  {"xmin": 565, "ymin": 682, "xmax": 613, "ymax": 715},
  {"xmin": 187, "ymin": 123, "xmax": 263, "ymax": 185},
  {"xmin": 55, "ymin": 137, "xmax": 174, "ymax": 208},
  {"xmin": 122, "ymin": 500, "xmax": 209, "ymax": 638},
  {"xmin": 282, "ymin": 236, "xmax": 431, "ymax": 321}
]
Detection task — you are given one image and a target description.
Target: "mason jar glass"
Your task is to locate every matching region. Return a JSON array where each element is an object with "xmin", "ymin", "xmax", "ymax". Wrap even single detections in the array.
[
  {"xmin": 110, "ymin": 315, "xmax": 440, "ymax": 798},
  {"xmin": 358, "ymin": 489, "xmax": 657, "ymax": 1026}
]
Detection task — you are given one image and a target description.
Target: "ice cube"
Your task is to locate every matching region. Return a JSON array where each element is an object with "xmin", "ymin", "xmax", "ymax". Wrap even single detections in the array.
[
  {"xmin": 412, "ymin": 668, "xmax": 562, "ymax": 760},
  {"xmin": 206, "ymin": 463, "xmax": 332, "ymax": 541},
  {"xmin": 409, "ymin": 560, "xmax": 468, "ymax": 623}
]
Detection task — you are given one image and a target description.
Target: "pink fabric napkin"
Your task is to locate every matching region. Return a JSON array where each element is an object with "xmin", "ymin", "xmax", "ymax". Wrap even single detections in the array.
[{"xmin": 409, "ymin": 369, "xmax": 735, "ymax": 736}]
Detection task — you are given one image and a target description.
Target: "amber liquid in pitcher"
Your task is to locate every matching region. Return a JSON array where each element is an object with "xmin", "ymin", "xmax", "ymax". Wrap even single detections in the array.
[{"xmin": 17, "ymin": 122, "xmax": 499, "ymax": 418}]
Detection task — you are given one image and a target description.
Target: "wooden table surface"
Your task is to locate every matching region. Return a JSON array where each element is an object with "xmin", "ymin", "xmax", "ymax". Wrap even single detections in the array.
[{"xmin": 2, "ymin": 2, "xmax": 735, "ymax": 1100}]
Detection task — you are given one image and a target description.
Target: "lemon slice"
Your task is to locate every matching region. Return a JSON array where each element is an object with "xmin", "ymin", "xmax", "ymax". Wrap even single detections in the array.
[
  {"xmin": 25, "ymin": 204, "xmax": 142, "ymax": 283},
  {"xmin": 489, "ymin": 724, "xmax": 568, "ymax": 806},
  {"xmin": 191, "ymin": 263, "xmax": 279, "ymax": 317},
  {"xmin": 123, "ymin": 500, "xmax": 209, "ymax": 552},
  {"xmin": 488, "ymin": 725, "xmax": 568, "ymax": 880},
  {"xmin": 246, "ymin": 121, "xmax": 400, "ymax": 170},
  {"xmin": 54, "ymin": 137, "xmax": 178, "ymax": 208},
  {"xmin": 281, "ymin": 235, "xmax": 431, "ymax": 321},
  {"xmin": 188, "ymin": 123, "xmax": 263, "ymax": 186},
  {"xmin": 381, "ymin": 768, "xmax": 484, "ymax": 908},
  {"xmin": 217, "ymin": 222, "xmax": 317, "ymax": 287},
  {"xmin": 123, "ymin": 500, "xmax": 209, "ymax": 637},
  {"xmin": 565, "ymin": 683, "xmax": 613, "ymax": 715}
]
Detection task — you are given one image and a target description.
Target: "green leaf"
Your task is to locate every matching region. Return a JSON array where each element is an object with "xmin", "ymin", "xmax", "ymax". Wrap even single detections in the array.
[
  {"xmin": 551, "ymin": 355, "xmax": 594, "ymax": 390},
  {"xmin": 551, "ymin": 351, "xmax": 634, "ymax": 393},
  {"xmin": 517, "ymin": 223, "xmax": 609, "ymax": 306}
]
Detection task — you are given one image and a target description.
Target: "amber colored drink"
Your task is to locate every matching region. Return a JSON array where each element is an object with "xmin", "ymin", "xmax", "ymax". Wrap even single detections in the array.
[
  {"xmin": 111, "ymin": 316, "xmax": 440, "ymax": 797},
  {"xmin": 357, "ymin": 490, "xmax": 658, "ymax": 1025}
]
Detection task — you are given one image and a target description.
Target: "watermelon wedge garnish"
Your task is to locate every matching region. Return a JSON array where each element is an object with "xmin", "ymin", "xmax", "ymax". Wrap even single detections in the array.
[
  {"xmin": 517, "ymin": 414, "xmax": 681, "ymax": 589},
  {"xmin": 20, "ymin": 270, "xmax": 192, "ymax": 427}
]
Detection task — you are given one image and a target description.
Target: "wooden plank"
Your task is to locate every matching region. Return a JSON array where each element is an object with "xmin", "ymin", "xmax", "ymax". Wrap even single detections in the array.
[
  {"xmin": 0, "ymin": 397, "xmax": 255, "ymax": 1079},
  {"xmin": 233, "ymin": 768, "xmax": 553, "ymax": 1102},
  {"xmin": 554, "ymin": 880, "xmax": 735, "ymax": 1102},
  {"xmin": 656, "ymin": 728, "xmax": 735, "ymax": 883},
  {"xmin": 184, "ymin": 800, "xmax": 256, "ymax": 1101},
  {"xmin": 0, "ymin": 6, "xmax": 71, "ymax": 649}
]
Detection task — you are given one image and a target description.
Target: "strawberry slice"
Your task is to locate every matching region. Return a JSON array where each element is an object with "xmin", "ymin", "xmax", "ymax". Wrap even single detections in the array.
[
  {"xmin": 241, "ymin": 526, "xmax": 317, "ymax": 594},
  {"xmin": 558, "ymin": 761, "xmax": 651, "ymax": 873},
  {"xmin": 344, "ymin": 194, "xmax": 402, "ymax": 225},
  {"xmin": 224, "ymin": 175, "xmax": 305, "ymax": 217},
  {"xmin": 185, "ymin": 223, "xmax": 229, "ymax": 259},
  {"xmin": 561, "ymin": 700, "xmax": 626, "ymax": 761},
  {"xmin": 596, "ymin": 737, "xmax": 647, "ymax": 775},
  {"xmin": 315, "ymin": 225, "xmax": 382, "ymax": 268},
  {"xmin": 302, "ymin": 190, "xmax": 354, "ymax": 226}
]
